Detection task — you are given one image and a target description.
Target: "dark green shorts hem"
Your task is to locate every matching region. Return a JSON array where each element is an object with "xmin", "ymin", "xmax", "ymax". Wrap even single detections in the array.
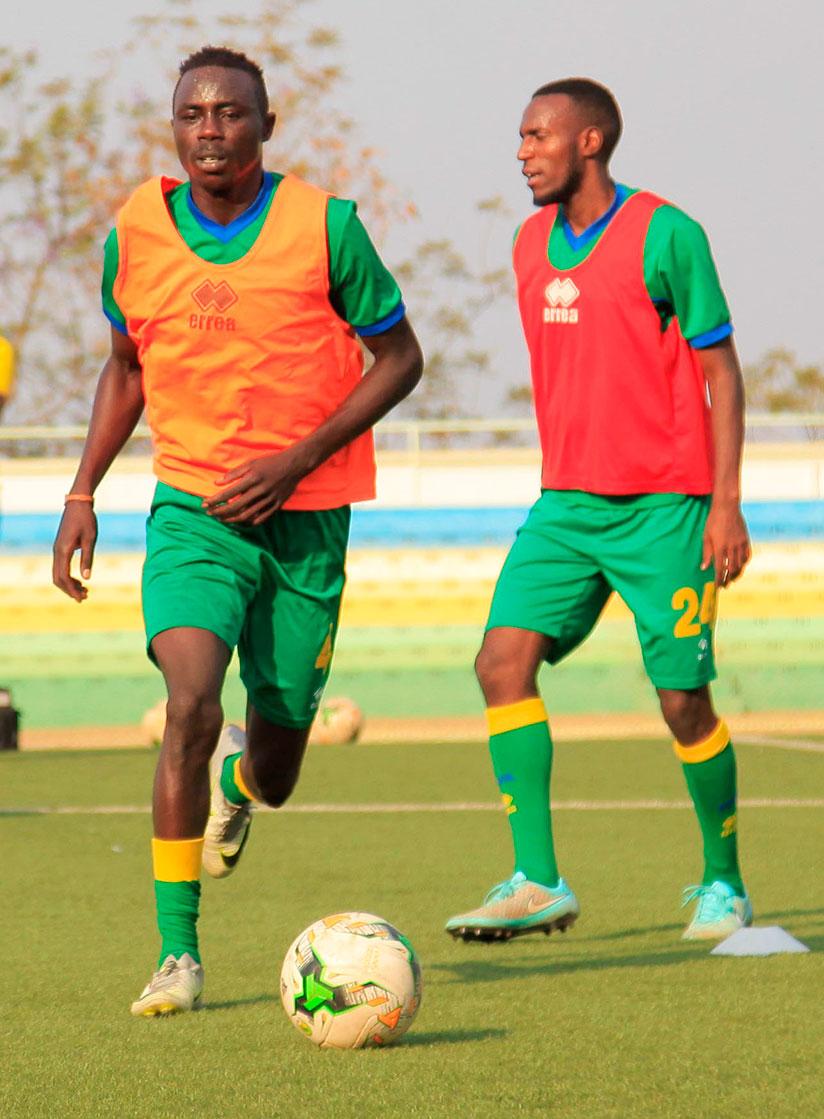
[
  {"xmin": 647, "ymin": 668, "xmax": 718, "ymax": 691},
  {"xmin": 145, "ymin": 622, "xmax": 235, "ymax": 666},
  {"xmin": 242, "ymin": 694, "xmax": 314, "ymax": 731},
  {"xmin": 487, "ymin": 491, "xmax": 718, "ymax": 688}
]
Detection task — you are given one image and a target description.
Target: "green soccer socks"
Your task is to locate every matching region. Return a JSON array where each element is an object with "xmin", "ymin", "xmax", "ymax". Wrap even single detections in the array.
[
  {"xmin": 487, "ymin": 698, "xmax": 560, "ymax": 888},
  {"xmin": 675, "ymin": 719, "xmax": 745, "ymax": 896},
  {"xmin": 221, "ymin": 752, "xmax": 252, "ymax": 806},
  {"xmin": 152, "ymin": 837, "xmax": 204, "ymax": 966}
]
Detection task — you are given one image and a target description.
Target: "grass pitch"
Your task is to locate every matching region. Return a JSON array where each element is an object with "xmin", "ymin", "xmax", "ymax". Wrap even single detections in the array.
[{"xmin": 1, "ymin": 738, "xmax": 822, "ymax": 1118}]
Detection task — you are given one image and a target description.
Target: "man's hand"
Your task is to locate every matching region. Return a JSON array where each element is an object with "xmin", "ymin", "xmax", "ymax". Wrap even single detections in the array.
[
  {"xmin": 203, "ymin": 444, "xmax": 310, "ymax": 525},
  {"xmin": 52, "ymin": 503, "xmax": 98, "ymax": 601},
  {"xmin": 203, "ymin": 317, "xmax": 423, "ymax": 527},
  {"xmin": 50, "ymin": 326, "xmax": 144, "ymax": 599},
  {"xmin": 701, "ymin": 498, "xmax": 751, "ymax": 587}
]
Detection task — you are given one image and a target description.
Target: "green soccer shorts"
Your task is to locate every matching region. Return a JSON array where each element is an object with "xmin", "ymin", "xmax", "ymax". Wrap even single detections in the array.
[
  {"xmin": 486, "ymin": 490, "xmax": 718, "ymax": 690},
  {"xmin": 142, "ymin": 482, "xmax": 351, "ymax": 727}
]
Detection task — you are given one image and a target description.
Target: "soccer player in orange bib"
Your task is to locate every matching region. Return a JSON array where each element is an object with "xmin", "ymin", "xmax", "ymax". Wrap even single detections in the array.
[
  {"xmin": 53, "ymin": 47, "xmax": 422, "ymax": 1015},
  {"xmin": 446, "ymin": 78, "xmax": 752, "ymax": 944}
]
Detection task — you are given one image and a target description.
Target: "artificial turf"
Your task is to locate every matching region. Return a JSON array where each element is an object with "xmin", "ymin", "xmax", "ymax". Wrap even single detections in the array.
[{"xmin": 1, "ymin": 739, "xmax": 822, "ymax": 1118}]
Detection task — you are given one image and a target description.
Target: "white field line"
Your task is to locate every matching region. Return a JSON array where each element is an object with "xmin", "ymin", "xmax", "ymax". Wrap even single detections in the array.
[
  {"xmin": 737, "ymin": 735, "xmax": 824, "ymax": 753},
  {"xmin": 1, "ymin": 797, "xmax": 823, "ymax": 817}
]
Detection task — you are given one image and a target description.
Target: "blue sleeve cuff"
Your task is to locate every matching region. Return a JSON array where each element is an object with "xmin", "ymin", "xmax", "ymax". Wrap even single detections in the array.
[
  {"xmin": 689, "ymin": 322, "xmax": 733, "ymax": 349},
  {"xmin": 354, "ymin": 301, "xmax": 405, "ymax": 337},
  {"xmin": 104, "ymin": 307, "xmax": 129, "ymax": 336}
]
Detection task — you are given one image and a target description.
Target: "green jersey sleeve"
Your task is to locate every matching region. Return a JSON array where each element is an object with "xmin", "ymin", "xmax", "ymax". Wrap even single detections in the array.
[
  {"xmin": 643, "ymin": 205, "xmax": 732, "ymax": 347},
  {"xmin": 102, "ymin": 228, "xmax": 128, "ymax": 334},
  {"xmin": 326, "ymin": 198, "xmax": 405, "ymax": 334}
]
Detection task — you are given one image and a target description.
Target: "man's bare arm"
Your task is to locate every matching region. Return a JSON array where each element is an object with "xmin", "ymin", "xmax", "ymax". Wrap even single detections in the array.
[
  {"xmin": 204, "ymin": 316, "xmax": 424, "ymax": 524},
  {"xmin": 52, "ymin": 328, "xmax": 144, "ymax": 600},
  {"xmin": 698, "ymin": 337, "xmax": 751, "ymax": 586}
]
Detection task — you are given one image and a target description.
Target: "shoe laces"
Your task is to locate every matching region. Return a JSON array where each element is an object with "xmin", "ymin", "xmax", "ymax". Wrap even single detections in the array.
[
  {"xmin": 484, "ymin": 871, "xmax": 527, "ymax": 904},
  {"xmin": 147, "ymin": 957, "xmax": 181, "ymax": 991},
  {"xmin": 681, "ymin": 882, "xmax": 734, "ymax": 922}
]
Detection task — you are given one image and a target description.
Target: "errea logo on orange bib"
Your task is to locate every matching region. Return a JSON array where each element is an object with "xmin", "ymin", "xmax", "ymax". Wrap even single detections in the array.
[
  {"xmin": 189, "ymin": 279, "xmax": 238, "ymax": 331},
  {"xmin": 543, "ymin": 278, "xmax": 579, "ymax": 324}
]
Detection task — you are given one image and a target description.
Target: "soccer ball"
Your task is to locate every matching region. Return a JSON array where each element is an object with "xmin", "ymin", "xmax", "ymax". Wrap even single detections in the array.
[
  {"xmin": 309, "ymin": 696, "xmax": 363, "ymax": 746},
  {"xmin": 140, "ymin": 699, "xmax": 167, "ymax": 746},
  {"xmin": 280, "ymin": 912, "xmax": 422, "ymax": 1049}
]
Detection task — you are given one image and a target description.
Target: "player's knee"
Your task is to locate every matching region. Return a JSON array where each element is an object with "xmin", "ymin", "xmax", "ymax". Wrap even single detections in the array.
[
  {"xmin": 164, "ymin": 692, "xmax": 223, "ymax": 752},
  {"xmin": 474, "ymin": 642, "xmax": 504, "ymax": 696},
  {"xmin": 475, "ymin": 640, "xmax": 531, "ymax": 705},
  {"xmin": 658, "ymin": 688, "xmax": 715, "ymax": 744}
]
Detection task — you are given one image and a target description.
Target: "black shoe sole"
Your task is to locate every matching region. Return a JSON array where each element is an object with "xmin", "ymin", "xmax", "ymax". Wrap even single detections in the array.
[{"xmin": 446, "ymin": 912, "xmax": 577, "ymax": 943}]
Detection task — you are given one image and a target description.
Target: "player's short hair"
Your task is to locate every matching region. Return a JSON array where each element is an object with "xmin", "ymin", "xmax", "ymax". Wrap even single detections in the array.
[
  {"xmin": 532, "ymin": 78, "xmax": 622, "ymax": 162},
  {"xmin": 175, "ymin": 46, "xmax": 269, "ymax": 119}
]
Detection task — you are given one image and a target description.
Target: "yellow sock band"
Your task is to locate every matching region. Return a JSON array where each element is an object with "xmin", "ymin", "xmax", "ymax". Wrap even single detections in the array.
[
  {"xmin": 152, "ymin": 837, "xmax": 204, "ymax": 882},
  {"xmin": 486, "ymin": 697, "xmax": 548, "ymax": 737},
  {"xmin": 673, "ymin": 719, "xmax": 730, "ymax": 764},
  {"xmin": 233, "ymin": 756, "xmax": 255, "ymax": 802}
]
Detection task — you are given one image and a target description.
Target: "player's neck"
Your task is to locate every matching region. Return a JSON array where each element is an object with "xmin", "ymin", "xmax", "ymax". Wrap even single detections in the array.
[
  {"xmin": 188, "ymin": 168, "xmax": 265, "ymax": 227},
  {"xmin": 562, "ymin": 170, "xmax": 616, "ymax": 236}
]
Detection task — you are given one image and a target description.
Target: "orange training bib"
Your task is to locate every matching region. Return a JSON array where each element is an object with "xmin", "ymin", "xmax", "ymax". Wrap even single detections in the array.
[{"xmin": 113, "ymin": 174, "xmax": 374, "ymax": 508}]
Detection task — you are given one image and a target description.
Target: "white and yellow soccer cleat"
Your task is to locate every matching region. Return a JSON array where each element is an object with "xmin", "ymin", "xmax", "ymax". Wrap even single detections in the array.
[
  {"xmin": 130, "ymin": 953, "xmax": 204, "ymax": 1017},
  {"xmin": 203, "ymin": 724, "xmax": 253, "ymax": 879},
  {"xmin": 681, "ymin": 880, "xmax": 753, "ymax": 940},
  {"xmin": 445, "ymin": 871, "xmax": 580, "ymax": 942}
]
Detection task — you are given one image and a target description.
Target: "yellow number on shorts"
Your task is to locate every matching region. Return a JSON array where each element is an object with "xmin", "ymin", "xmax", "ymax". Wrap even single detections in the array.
[
  {"xmin": 699, "ymin": 581, "xmax": 717, "ymax": 625},
  {"xmin": 672, "ymin": 587, "xmax": 700, "ymax": 638},
  {"xmin": 672, "ymin": 581, "xmax": 716, "ymax": 638}
]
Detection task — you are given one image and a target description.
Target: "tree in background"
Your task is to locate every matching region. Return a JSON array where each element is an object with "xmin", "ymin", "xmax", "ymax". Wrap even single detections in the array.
[
  {"xmin": 503, "ymin": 348, "xmax": 824, "ymax": 437},
  {"xmin": 743, "ymin": 349, "xmax": 824, "ymax": 440},
  {"xmin": 392, "ymin": 196, "xmax": 513, "ymax": 422},
  {"xmin": 0, "ymin": 48, "xmax": 112, "ymax": 424},
  {"xmin": 744, "ymin": 348, "xmax": 824, "ymax": 412},
  {"xmin": 0, "ymin": 0, "xmax": 414, "ymax": 424}
]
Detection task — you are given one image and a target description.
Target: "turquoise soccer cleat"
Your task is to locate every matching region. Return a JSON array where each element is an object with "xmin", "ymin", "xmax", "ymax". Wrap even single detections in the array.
[
  {"xmin": 445, "ymin": 871, "xmax": 580, "ymax": 942},
  {"xmin": 681, "ymin": 880, "xmax": 753, "ymax": 940}
]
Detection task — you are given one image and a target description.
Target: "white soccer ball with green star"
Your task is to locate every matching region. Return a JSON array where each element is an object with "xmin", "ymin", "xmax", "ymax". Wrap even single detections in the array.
[{"xmin": 280, "ymin": 912, "xmax": 422, "ymax": 1049}]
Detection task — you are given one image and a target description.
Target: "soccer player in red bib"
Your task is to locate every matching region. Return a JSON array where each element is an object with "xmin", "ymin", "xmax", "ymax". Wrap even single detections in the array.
[
  {"xmin": 52, "ymin": 47, "xmax": 422, "ymax": 1015},
  {"xmin": 446, "ymin": 78, "xmax": 752, "ymax": 943}
]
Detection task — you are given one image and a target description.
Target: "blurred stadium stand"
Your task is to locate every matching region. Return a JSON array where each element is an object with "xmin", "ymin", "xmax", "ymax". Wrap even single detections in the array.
[{"xmin": 1, "ymin": 418, "xmax": 822, "ymax": 733}]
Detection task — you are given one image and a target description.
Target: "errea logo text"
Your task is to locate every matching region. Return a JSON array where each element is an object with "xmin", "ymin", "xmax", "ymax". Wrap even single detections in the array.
[
  {"xmin": 543, "ymin": 277, "xmax": 580, "ymax": 324},
  {"xmin": 190, "ymin": 279, "xmax": 238, "ymax": 331}
]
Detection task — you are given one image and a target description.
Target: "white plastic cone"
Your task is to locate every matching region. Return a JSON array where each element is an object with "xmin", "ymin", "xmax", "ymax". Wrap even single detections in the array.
[{"xmin": 710, "ymin": 926, "xmax": 810, "ymax": 956}]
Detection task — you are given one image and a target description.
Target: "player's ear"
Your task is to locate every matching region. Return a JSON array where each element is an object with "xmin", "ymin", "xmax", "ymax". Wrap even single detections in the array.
[
  {"xmin": 580, "ymin": 125, "xmax": 604, "ymax": 160},
  {"xmin": 262, "ymin": 111, "xmax": 276, "ymax": 142}
]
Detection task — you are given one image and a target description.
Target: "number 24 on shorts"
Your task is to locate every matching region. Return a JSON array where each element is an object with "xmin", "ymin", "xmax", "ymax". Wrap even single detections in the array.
[{"xmin": 672, "ymin": 581, "xmax": 717, "ymax": 638}]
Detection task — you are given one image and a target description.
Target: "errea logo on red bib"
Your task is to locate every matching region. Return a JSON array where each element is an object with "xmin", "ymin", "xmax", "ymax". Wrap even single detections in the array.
[{"xmin": 543, "ymin": 278, "xmax": 579, "ymax": 324}]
